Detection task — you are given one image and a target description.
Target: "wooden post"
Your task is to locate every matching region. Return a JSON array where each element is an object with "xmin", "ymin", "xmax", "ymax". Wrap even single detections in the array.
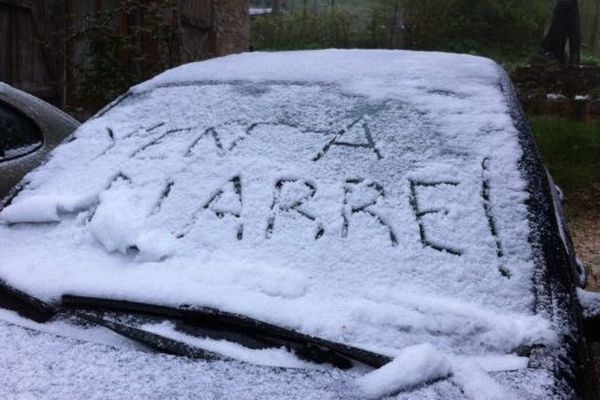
[{"xmin": 591, "ymin": 0, "xmax": 600, "ymax": 51}]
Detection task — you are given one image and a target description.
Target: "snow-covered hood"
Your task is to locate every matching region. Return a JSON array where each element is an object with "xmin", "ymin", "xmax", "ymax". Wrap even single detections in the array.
[{"xmin": 0, "ymin": 50, "xmax": 556, "ymax": 365}]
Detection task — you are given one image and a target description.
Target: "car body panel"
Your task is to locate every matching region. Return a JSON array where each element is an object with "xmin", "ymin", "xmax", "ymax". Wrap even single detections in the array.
[{"xmin": 0, "ymin": 83, "xmax": 80, "ymax": 201}]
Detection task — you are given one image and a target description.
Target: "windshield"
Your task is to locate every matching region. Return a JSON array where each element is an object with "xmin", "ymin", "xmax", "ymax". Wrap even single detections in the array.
[{"xmin": 0, "ymin": 75, "xmax": 553, "ymax": 360}]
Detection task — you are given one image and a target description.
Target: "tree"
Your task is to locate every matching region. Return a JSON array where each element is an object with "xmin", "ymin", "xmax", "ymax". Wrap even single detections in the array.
[
  {"xmin": 543, "ymin": 0, "xmax": 581, "ymax": 64},
  {"xmin": 396, "ymin": 0, "xmax": 548, "ymax": 55}
]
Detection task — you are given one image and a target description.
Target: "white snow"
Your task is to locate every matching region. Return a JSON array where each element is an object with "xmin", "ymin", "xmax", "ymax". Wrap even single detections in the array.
[
  {"xmin": 0, "ymin": 50, "xmax": 557, "ymax": 394},
  {"xmin": 356, "ymin": 344, "xmax": 528, "ymax": 399},
  {"xmin": 459, "ymin": 354, "xmax": 529, "ymax": 373},
  {"xmin": 0, "ymin": 319, "xmax": 557, "ymax": 399},
  {"xmin": 142, "ymin": 321, "xmax": 322, "ymax": 369},
  {"xmin": 0, "ymin": 195, "xmax": 61, "ymax": 223},
  {"xmin": 577, "ymin": 288, "xmax": 600, "ymax": 319},
  {"xmin": 0, "ymin": 309, "xmax": 142, "ymax": 351},
  {"xmin": 451, "ymin": 359, "xmax": 520, "ymax": 400},
  {"xmin": 357, "ymin": 343, "xmax": 452, "ymax": 398}
]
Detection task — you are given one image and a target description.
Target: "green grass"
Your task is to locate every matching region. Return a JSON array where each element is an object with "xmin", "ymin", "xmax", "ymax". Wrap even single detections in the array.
[
  {"xmin": 530, "ymin": 116, "xmax": 600, "ymax": 194},
  {"xmin": 582, "ymin": 52, "xmax": 600, "ymax": 66}
]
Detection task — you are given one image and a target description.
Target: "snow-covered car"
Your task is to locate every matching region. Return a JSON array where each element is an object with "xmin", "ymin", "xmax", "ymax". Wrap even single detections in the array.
[
  {"xmin": 0, "ymin": 50, "xmax": 593, "ymax": 399},
  {"xmin": 0, "ymin": 83, "xmax": 80, "ymax": 200}
]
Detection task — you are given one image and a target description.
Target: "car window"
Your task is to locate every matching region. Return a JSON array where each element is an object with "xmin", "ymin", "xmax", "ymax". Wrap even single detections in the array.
[{"xmin": 0, "ymin": 101, "xmax": 43, "ymax": 162}]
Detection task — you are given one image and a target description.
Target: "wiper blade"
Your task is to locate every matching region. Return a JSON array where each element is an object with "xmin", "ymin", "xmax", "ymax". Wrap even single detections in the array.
[
  {"xmin": 62, "ymin": 294, "xmax": 392, "ymax": 369},
  {"xmin": 0, "ymin": 279, "xmax": 56, "ymax": 323},
  {"xmin": 73, "ymin": 310, "xmax": 223, "ymax": 360},
  {"xmin": 0, "ymin": 283, "xmax": 392, "ymax": 369},
  {"xmin": 181, "ymin": 305, "xmax": 392, "ymax": 368},
  {"xmin": 0, "ymin": 282, "xmax": 221, "ymax": 360}
]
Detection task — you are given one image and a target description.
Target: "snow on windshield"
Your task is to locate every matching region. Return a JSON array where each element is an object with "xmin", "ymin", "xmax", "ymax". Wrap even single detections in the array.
[{"xmin": 0, "ymin": 50, "xmax": 555, "ymax": 361}]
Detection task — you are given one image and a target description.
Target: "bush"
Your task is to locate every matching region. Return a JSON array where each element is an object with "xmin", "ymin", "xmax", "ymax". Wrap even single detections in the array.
[
  {"xmin": 252, "ymin": 8, "xmax": 355, "ymax": 50},
  {"xmin": 70, "ymin": 0, "xmax": 179, "ymax": 111},
  {"xmin": 252, "ymin": 0, "xmax": 550, "ymax": 60}
]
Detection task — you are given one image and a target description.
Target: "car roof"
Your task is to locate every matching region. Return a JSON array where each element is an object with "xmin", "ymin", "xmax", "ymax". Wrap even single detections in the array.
[
  {"xmin": 0, "ymin": 50, "xmax": 560, "ymax": 395},
  {"xmin": 127, "ymin": 49, "xmax": 500, "ymax": 97}
]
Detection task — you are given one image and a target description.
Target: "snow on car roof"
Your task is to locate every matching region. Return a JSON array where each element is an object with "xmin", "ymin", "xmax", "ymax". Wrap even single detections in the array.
[{"xmin": 0, "ymin": 50, "xmax": 555, "ymax": 370}]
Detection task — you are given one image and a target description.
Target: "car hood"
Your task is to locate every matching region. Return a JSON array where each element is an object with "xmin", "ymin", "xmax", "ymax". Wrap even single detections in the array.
[{"xmin": 0, "ymin": 311, "xmax": 556, "ymax": 399}]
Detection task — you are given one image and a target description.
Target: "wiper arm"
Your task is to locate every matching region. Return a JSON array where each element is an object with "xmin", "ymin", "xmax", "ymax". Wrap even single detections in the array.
[
  {"xmin": 61, "ymin": 294, "xmax": 392, "ymax": 369},
  {"xmin": 0, "ymin": 281, "xmax": 222, "ymax": 360},
  {"xmin": 0, "ymin": 282, "xmax": 392, "ymax": 369},
  {"xmin": 74, "ymin": 310, "xmax": 223, "ymax": 360}
]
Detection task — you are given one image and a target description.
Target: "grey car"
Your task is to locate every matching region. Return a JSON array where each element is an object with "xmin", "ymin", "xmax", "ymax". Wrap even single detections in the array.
[{"xmin": 0, "ymin": 83, "xmax": 80, "ymax": 200}]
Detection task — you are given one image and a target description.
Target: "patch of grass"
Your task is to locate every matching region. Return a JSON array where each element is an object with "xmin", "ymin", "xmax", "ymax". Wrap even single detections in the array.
[
  {"xmin": 582, "ymin": 52, "xmax": 600, "ymax": 66},
  {"xmin": 530, "ymin": 116, "xmax": 600, "ymax": 191},
  {"xmin": 530, "ymin": 116, "xmax": 600, "ymax": 216}
]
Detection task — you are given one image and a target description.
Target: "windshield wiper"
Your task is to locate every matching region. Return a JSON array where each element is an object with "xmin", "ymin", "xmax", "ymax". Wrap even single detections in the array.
[
  {"xmin": 0, "ymin": 282, "xmax": 392, "ymax": 369},
  {"xmin": 61, "ymin": 294, "xmax": 392, "ymax": 369},
  {"xmin": 0, "ymin": 279, "xmax": 56, "ymax": 323},
  {"xmin": 74, "ymin": 310, "xmax": 223, "ymax": 360}
]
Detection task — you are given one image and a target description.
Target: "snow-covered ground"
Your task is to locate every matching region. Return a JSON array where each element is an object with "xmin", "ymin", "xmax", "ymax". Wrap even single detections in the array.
[{"xmin": 0, "ymin": 50, "xmax": 563, "ymax": 397}]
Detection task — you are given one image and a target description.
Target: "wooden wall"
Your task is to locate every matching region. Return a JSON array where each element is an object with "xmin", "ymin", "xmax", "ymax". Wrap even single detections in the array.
[
  {"xmin": 0, "ymin": 0, "xmax": 64, "ymax": 105},
  {"xmin": 180, "ymin": 0, "xmax": 214, "ymax": 62},
  {"xmin": 0, "ymin": 0, "xmax": 249, "ymax": 111}
]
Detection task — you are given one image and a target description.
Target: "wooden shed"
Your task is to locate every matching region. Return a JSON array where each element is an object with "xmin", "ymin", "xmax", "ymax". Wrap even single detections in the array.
[
  {"xmin": 0, "ymin": 0, "xmax": 64, "ymax": 105},
  {"xmin": 0, "ymin": 0, "xmax": 250, "ymax": 115}
]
